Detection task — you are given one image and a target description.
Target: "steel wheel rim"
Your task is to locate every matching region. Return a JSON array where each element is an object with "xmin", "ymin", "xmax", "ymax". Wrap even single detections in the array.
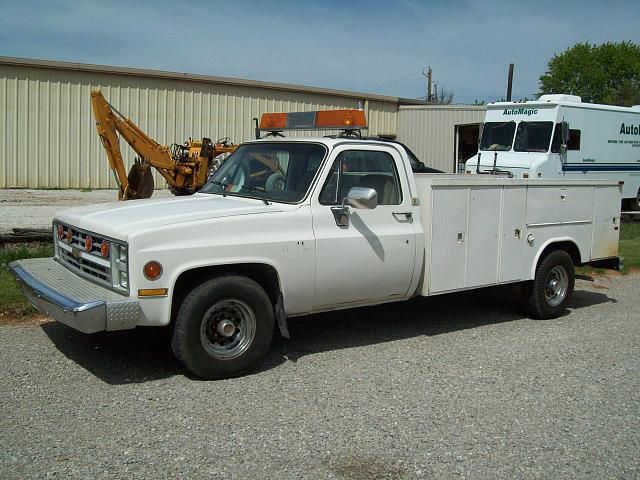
[
  {"xmin": 200, "ymin": 299, "xmax": 256, "ymax": 360},
  {"xmin": 545, "ymin": 266, "xmax": 568, "ymax": 307}
]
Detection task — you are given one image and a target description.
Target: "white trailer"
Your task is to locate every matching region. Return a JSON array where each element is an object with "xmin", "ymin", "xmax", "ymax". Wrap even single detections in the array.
[
  {"xmin": 465, "ymin": 95, "xmax": 640, "ymax": 210},
  {"xmin": 11, "ymin": 110, "xmax": 623, "ymax": 379}
]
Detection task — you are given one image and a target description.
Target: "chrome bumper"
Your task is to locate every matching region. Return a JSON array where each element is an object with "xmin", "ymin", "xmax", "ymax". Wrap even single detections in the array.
[{"xmin": 10, "ymin": 258, "xmax": 143, "ymax": 334}]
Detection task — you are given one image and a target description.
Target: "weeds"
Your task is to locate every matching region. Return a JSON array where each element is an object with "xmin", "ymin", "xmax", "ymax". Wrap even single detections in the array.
[{"xmin": 0, "ymin": 243, "xmax": 53, "ymax": 316}]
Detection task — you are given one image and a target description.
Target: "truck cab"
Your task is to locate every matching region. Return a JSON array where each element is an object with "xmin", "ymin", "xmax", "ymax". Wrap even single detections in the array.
[{"xmin": 465, "ymin": 95, "xmax": 640, "ymax": 210}]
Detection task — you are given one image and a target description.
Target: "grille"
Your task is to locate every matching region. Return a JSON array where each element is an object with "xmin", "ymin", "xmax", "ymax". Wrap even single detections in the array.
[
  {"xmin": 54, "ymin": 223, "xmax": 127, "ymax": 293},
  {"xmin": 59, "ymin": 246, "xmax": 111, "ymax": 285}
]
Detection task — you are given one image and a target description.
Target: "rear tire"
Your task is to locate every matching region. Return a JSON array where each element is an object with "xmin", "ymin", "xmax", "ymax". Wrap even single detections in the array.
[
  {"xmin": 171, "ymin": 275, "xmax": 274, "ymax": 379},
  {"xmin": 522, "ymin": 250, "xmax": 575, "ymax": 319}
]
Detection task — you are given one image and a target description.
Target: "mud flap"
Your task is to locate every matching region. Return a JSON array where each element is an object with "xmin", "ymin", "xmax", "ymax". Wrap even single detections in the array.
[
  {"xmin": 588, "ymin": 256, "xmax": 623, "ymax": 272},
  {"xmin": 275, "ymin": 293, "xmax": 290, "ymax": 339}
]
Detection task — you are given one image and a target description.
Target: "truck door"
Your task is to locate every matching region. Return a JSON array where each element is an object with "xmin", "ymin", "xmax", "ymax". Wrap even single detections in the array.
[{"xmin": 310, "ymin": 145, "xmax": 417, "ymax": 309}]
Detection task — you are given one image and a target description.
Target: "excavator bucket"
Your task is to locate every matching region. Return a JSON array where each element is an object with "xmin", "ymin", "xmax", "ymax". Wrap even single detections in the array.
[{"xmin": 126, "ymin": 160, "xmax": 155, "ymax": 199}]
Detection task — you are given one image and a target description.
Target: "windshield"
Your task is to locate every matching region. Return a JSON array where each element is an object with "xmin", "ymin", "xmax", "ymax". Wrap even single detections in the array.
[
  {"xmin": 514, "ymin": 121, "xmax": 553, "ymax": 152},
  {"xmin": 200, "ymin": 142, "xmax": 326, "ymax": 203},
  {"xmin": 479, "ymin": 121, "xmax": 516, "ymax": 151}
]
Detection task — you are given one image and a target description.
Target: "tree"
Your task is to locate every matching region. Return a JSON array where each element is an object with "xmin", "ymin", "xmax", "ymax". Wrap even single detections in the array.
[
  {"xmin": 539, "ymin": 41, "xmax": 640, "ymax": 106},
  {"xmin": 432, "ymin": 85, "xmax": 454, "ymax": 104}
]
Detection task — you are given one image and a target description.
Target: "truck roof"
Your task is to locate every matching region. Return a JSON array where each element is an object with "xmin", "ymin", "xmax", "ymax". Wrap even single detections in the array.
[
  {"xmin": 245, "ymin": 136, "xmax": 386, "ymax": 147},
  {"xmin": 244, "ymin": 136, "xmax": 442, "ymax": 173},
  {"xmin": 487, "ymin": 98, "xmax": 640, "ymax": 114}
]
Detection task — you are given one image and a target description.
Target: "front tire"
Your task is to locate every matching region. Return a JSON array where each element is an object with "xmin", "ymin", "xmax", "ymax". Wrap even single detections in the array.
[
  {"xmin": 522, "ymin": 250, "xmax": 575, "ymax": 319},
  {"xmin": 171, "ymin": 275, "xmax": 274, "ymax": 379}
]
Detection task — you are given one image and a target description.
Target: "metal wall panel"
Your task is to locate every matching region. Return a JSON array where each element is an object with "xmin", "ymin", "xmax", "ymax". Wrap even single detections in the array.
[
  {"xmin": 397, "ymin": 105, "xmax": 486, "ymax": 173},
  {"xmin": 0, "ymin": 63, "xmax": 399, "ymax": 189}
]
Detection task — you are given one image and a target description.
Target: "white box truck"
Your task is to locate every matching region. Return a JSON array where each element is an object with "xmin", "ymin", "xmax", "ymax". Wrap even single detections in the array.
[
  {"xmin": 465, "ymin": 94, "xmax": 640, "ymax": 210},
  {"xmin": 11, "ymin": 109, "xmax": 622, "ymax": 379}
]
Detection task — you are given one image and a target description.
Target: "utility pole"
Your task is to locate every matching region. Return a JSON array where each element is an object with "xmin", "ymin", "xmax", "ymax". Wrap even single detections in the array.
[
  {"xmin": 423, "ymin": 67, "xmax": 433, "ymax": 102},
  {"xmin": 506, "ymin": 63, "xmax": 514, "ymax": 101}
]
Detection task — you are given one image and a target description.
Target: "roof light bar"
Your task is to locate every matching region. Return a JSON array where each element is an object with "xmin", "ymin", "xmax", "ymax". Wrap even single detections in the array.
[{"xmin": 258, "ymin": 109, "xmax": 367, "ymax": 132}]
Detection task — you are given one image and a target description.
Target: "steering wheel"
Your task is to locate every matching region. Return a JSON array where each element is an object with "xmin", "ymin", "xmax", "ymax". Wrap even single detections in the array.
[{"xmin": 265, "ymin": 173, "xmax": 285, "ymax": 191}]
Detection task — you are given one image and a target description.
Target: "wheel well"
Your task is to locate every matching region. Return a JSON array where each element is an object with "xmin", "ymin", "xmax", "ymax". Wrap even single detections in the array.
[
  {"xmin": 171, "ymin": 263, "xmax": 281, "ymax": 323},
  {"xmin": 538, "ymin": 241, "xmax": 582, "ymax": 268}
]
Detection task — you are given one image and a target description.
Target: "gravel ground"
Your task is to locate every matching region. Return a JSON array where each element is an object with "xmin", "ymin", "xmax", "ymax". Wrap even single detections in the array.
[
  {"xmin": 0, "ymin": 189, "xmax": 173, "ymax": 233},
  {"xmin": 1, "ymin": 275, "xmax": 639, "ymax": 479}
]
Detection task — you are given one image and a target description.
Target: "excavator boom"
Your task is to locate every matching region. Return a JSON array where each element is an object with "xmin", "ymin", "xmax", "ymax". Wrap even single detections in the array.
[{"xmin": 91, "ymin": 90, "xmax": 238, "ymax": 200}]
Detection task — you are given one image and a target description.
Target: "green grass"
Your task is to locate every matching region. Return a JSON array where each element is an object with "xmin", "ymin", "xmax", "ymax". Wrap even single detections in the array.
[
  {"xmin": 0, "ymin": 243, "xmax": 53, "ymax": 316},
  {"xmin": 619, "ymin": 222, "xmax": 640, "ymax": 271},
  {"xmin": 0, "ymin": 223, "xmax": 639, "ymax": 318}
]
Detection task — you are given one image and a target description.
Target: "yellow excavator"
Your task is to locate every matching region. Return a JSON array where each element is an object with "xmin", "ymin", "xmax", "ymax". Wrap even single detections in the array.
[{"xmin": 91, "ymin": 90, "xmax": 239, "ymax": 200}]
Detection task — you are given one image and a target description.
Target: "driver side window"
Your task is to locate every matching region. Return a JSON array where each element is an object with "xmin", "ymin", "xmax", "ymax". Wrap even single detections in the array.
[{"xmin": 319, "ymin": 150, "xmax": 402, "ymax": 205}]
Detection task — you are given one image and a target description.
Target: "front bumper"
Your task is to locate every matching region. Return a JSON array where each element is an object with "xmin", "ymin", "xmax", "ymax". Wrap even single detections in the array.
[{"xmin": 10, "ymin": 257, "xmax": 143, "ymax": 333}]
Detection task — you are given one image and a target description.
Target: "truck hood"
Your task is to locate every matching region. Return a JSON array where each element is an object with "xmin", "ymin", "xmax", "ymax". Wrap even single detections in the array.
[
  {"xmin": 55, "ymin": 193, "xmax": 283, "ymax": 240},
  {"xmin": 465, "ymin": 152, "xmax": 549, "ymax": 172}
]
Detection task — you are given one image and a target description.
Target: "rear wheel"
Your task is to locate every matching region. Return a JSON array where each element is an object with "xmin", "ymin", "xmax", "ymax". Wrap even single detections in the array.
[
  {"xmin": 171, "ymin": 275, "xmax": 274, "ymax": 379},
  {"xmin": 522, "ymin": 250, "xmax": 575, "ymax": 319}
]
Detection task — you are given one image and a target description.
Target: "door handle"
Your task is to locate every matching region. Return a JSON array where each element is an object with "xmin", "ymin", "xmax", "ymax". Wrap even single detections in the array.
[{"xmin": 392, "ymin": 212, "xmax": 413, "ymax": 221}]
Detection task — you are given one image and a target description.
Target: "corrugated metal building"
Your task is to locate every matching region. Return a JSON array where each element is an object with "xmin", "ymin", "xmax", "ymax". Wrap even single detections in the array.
[
  {"xmin": 397, "ymin": 104, "xmax": 486, "ymax": 173},
  {"xmin": 0, "ymin": 56, "xmax": 415, "ymax": 189}
]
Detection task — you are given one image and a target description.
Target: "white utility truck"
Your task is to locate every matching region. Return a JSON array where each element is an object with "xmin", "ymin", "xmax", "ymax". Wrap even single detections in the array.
[
  {"xmin": 465, "ymin": 94, "xmax": 640, "ymax": 210},
  {"xmin": 11, "ymin": 110, "xmax": 622, "ymax": 379}
]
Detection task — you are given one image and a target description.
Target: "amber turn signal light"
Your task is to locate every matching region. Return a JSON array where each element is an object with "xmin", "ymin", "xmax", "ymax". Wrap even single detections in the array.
[
  {"xmin": 85, "ymin": 235, "xmax": 93, "ymax": 253},
  {"xmin": 138, "ymin": 288, "xmax": 168, "ymax": 297},
  {"xmin": 100, "ymin": 240, "xmax": 110, "ymax": 258},
  {"xmin": 143, "ymin": 261, "xmax": 162, "ymax": 280}
]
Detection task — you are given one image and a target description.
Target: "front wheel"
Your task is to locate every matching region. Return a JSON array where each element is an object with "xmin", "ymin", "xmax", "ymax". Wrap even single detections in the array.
[
  {"xmin": 522, "ymin": 250, "xmax": 575, "ymax": 319},
  {"xmin": 171, "ymin": 275, "xmax": 274, "ymax": 379}
]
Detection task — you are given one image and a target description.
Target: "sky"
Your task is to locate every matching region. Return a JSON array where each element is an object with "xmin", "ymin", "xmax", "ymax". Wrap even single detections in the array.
[{"xmin": 0, "ymin": 0, "xmax": 638, "ymax": 104}]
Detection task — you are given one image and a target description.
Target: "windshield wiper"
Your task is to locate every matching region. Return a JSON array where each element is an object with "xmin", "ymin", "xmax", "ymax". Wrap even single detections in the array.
[
  {"xmin": 206, "ymin": 181, "xmax": 270, "ymax": 204},
  {"xmin": 238, "ymin": 184, "xmax": 266, "ymax": 194},
  {"xmin": 205, "ymin": 180, "xmax": 231, "ymax": 197},
  {"xmin": 207, "ymin": 180, "xmax": 228, "ymax": 189},
  {"xmin": 235, "ymin": 184, "xmax": 270, "ymax": 205}
]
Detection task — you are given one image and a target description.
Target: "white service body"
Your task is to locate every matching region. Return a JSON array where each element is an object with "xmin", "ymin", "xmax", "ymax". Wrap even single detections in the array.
[{"xmin": 465, "ymin": 95, "xmax": 640, "ymax": 204}]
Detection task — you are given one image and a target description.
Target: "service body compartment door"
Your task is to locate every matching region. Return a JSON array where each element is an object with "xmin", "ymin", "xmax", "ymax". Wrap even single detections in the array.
[
  {"xmin": 428, "ymin": 187, "xmax": 468, "ymax": 293},
  {"xmin": 592, "ymin": 185, "xmax": 621, "ymax": 259},
  {"xmin": 466, "ymin": 187, "xmax": 501, "ymax": 287},
  {"xmin": 499, "ymin": 186, "xmax": 527, "ymax": 282}
]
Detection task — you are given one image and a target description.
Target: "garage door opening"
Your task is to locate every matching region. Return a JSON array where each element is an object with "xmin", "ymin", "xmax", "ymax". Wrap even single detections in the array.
[{"xmin": 455, "ymin": 124, "xmax": 480, "ymax": 173}]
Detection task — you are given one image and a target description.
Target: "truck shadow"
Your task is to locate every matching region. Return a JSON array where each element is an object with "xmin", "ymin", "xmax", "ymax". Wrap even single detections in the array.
[
  {"xmin": 261, "ymin": 284, "xmax": 615, "ymax": 368},
  {"xmin": 41, "ymin": 284, "xmax": 614, "ymax": 384},
  {"xmin": 41, "ymin": 323, "xmax": 182, "ymax": 384}
]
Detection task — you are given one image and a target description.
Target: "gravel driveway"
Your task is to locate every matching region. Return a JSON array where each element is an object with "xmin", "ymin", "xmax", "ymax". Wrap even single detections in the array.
[
  {"xmin": 1, "ymin": 275, "xmax": 639, "ymax": 479},
  {"xmin": 0, "ymin": 189, "xmax": 173, "ymax": 233}
]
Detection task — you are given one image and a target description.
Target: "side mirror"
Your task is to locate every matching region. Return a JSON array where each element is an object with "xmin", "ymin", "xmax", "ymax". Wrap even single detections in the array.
[
  {"xmin": 345, "ymin": 187, "xmax": 378, "ymax": 210},
  {"xmin": 330, "ymin": 187, "xmax": 378, "ymax": 227},
  {"xmin": 560, "ymin": 121, "xmax": 569, "ymax": 154}
]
